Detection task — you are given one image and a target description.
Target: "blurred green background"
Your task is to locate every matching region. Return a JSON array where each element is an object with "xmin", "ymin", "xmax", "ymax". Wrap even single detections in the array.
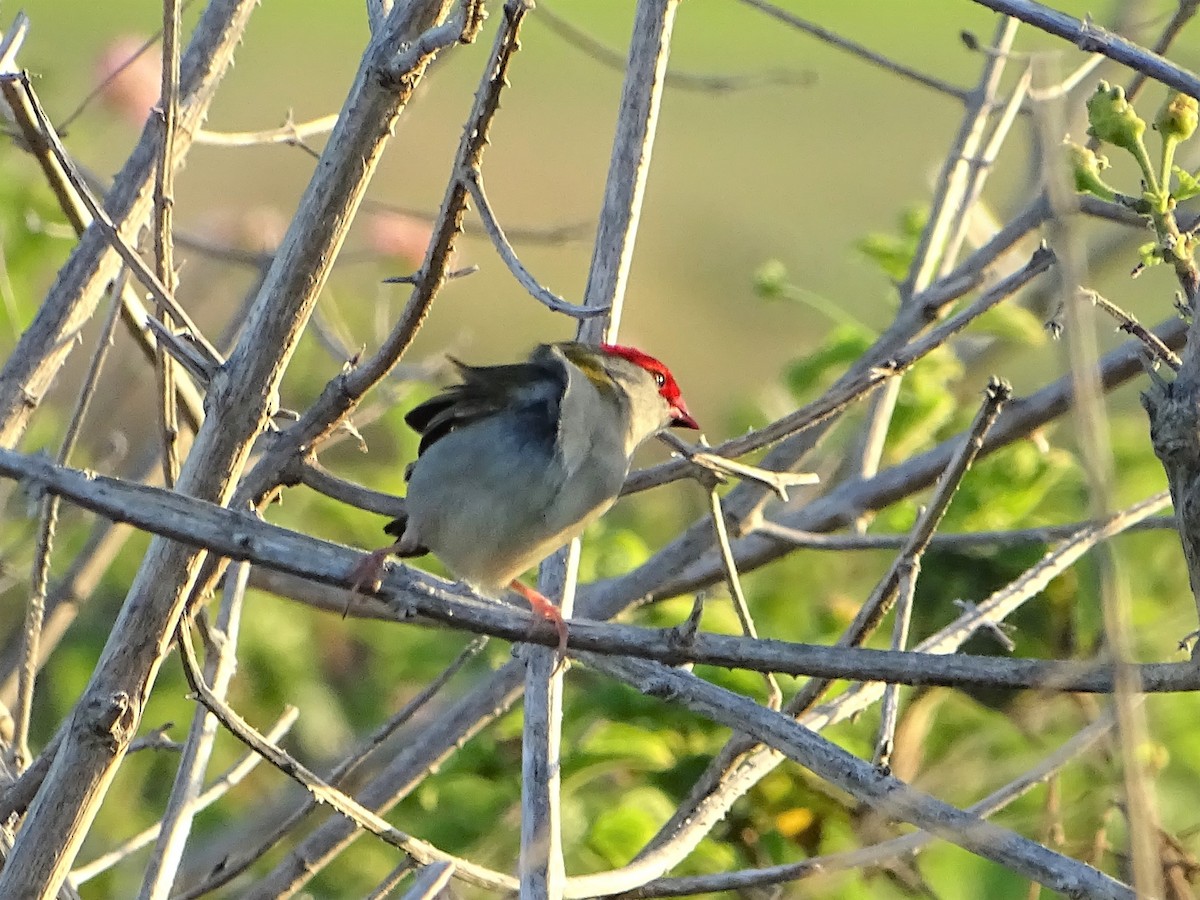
[
  {"xmin": 6, "ymin": 0, "xmax": 1062, "ymax": 411},
  {"xmin": 3, "ymin": 1, "xmax": 1200, "ymax": 897}
]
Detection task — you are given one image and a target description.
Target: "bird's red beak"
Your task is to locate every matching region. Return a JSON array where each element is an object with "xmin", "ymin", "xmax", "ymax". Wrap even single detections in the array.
[{"xmin": 670, "ymin": 402, "xmax": 699, "ymax": 430}]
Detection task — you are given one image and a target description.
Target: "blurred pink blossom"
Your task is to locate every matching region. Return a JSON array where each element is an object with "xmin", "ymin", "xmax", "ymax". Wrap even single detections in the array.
[
  {"xmin": 195, "ymin": 207, "xmax": 288, "ymax": 254},
  {"xmin": 94, "ymin": 35, "xmax": 161, "ymax": 125},
  {"xmin": 364, "ymin": 211, "xmax": 435, "ymax": 266}
]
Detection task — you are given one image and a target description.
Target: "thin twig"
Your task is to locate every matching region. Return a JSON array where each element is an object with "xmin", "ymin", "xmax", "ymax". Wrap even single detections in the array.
[
  {"xmin": 582, "ymin": 652, "xmax": 1133, "ymax": 900},
  {"xmin": 607, "ymin": 713, "xmax": 1117, "ymax": 898},
  {"xmin": 298, "ymin": 459, "xmax": 408, "ymax": 518},
  {"xmin": 707, "ymin": 488, "xmax": 781, "ymax": 709},
  {"xmin": 139, "ymin": 559, "xmax": 249, "ymax": 900},
  {"xmin": 657, "ymin": 431, "xmax": 818, "ymax": 501},
  {"xmin": 1025, "ymin": 53, "xmax": 1104, "ymax": 102},
  {"xmin": 127, "ymin": 725, "xmax": 182, "ymax": 755},
  {"xmin": 392, "ymin": 861, "xmax": 452, "ymax": 900},
  {"xmin": 174, "ymin": 622, "xmax": 518, "ymax": 892},
  {"xmin": 70, "ymin": 707, "xmax": 299, "ymax": 885},
  {"xmin": 462, "ymin": 168, "xmax": 606, "ymax": 318},
  {"xmin": 971, "ymin": 0, "xmax": 1200, "ymax": 98},
  {"xmin": 193, "ymin": 112, "xmax": 339, "ymax": 147},
  {"xmin": 737, "ymin": 0, "xmax": 970, "ymax": 102},
  {"xmin": 381, "ymin": 263, "xmax": 478, "ymax": 285},
  {"xmin": 12, "ymin": 270, "xmax": 128, "ymax": 771},
  {"xmin": 141, "ymin": 318, "xmax": 221, "ymax": 387},
  {"xmin": 754, "ymin": 515, "xmax": 1177, "ymax": 551},
  {"xmin": 873, "ymin": 559, "xmax": 919, "ymax": 771},
  {"xmin": 0, "ymin": 71, "xmax": 223, "ymax": 373},
  {"xmin": 1080, "ymin": 287, "xmax": 1182, "ymax": 370},
  {"xmin": 55, "ymin": 5, "xmax": 197, "ymax": 131},
  {"xmin": 363, "ymin": 197, "xmax": 593, "ymax": 245},
  {"xmin": 791, "ymin": 378, "xmax": 1011, "ymax": 717},
  {"xmin": 537, "ymin": 1, "xmax": 814, "ymax": 93},
  {"xmin": 152, "ymin": 0, "xmax": 183, "ymax": 490},
  {"xmin": 172, "ymin": 636, "xmax": 488, "ymax": 899},
  {"xmin": 0, "ymin": 450, "xmax": 1190, "ymax": 694}
]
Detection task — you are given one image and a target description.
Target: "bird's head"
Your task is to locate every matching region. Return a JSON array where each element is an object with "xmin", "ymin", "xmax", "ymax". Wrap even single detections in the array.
[{"xmin": 598, "ymin": 343, "xmax": 698, "ymax": 431}]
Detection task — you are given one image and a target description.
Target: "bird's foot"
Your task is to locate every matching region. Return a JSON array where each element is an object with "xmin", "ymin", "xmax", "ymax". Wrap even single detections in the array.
[
  {"xmin": 509, "ymin": 580, "xmax": 569, "ymax": 662},
  {"xmin": 343, "ymin": 543, "xmax": 399, "ymax": 618}
]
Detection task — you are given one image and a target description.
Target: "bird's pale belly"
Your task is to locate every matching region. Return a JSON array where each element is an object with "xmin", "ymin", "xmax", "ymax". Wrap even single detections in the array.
[
  {"xmin": 412, "ymin": 488, "xmax": 616, "ymax": 593},
  {"xmin": 403, "ymin": 420, "xmax": 625, "ymax": 593}
]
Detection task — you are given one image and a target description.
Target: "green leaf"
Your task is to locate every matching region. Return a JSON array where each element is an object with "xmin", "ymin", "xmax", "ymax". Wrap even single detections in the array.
[
  {"xmin": 856, "ymin": 206, "xmax": 927, "ymax": 280},
  {"xmin": 943, "ymin": 440, "xmax": 1080, "ymax": 532},
  {"xmin": 578, "ymin": 721, "xmax": 677, "ymax": 770},
  {"xmin": 973, "ymin": 303, "xmax": 1047, "ymax": 346},
  {"xmin": 784, "ymin": 323, "xmax": 874, "ymax": 398},
  {"xmin": 1173, "ymin": 166, "xmax": 1200, "ymax": 201},
  {"xmin": 579, "ymin": 522, "xmax": 651, "ymax": 582},
  {"xmin": 588, "ymin": 788, "xmax": 674, "ymax": 863},
  {"xmin": 886, "ymin": 347, "xmax": 964, "ymax": 458},
  {"xmin": 1137, "ymin": 241, "xmax": 1164, "ymax": 270}
]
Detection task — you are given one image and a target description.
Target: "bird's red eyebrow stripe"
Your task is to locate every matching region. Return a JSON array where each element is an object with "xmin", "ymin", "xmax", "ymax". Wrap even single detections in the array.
[{"xmin": 600, "ymin": 343, "xmax": 668, "ymax": 373}]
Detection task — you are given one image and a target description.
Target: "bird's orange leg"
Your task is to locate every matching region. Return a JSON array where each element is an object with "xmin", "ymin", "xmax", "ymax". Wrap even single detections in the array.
[{"xmin": 509, "ymin": 580, "xmax": 569, "ymax": 657}]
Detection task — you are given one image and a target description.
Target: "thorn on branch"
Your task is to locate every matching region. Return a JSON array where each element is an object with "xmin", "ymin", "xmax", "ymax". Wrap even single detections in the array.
[
  {"xmin": 128, "ymin": 724, "xmax": 183, "ymax": 754},
  {"xmin": 952, "ymin": 600, "xmax": 1016, "ymax": 652},
  {"xmin": 1045, "ymin": 302, "xmax": 1065, "ymax": 340},
  {"xmin": 383, "ymin": 264, "xmax": 478, "ymax": 285}
]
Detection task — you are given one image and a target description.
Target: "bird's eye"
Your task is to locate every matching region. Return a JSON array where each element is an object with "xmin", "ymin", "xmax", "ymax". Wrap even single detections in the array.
[{"xmin": 654, "ymin": 372, "xmax": 666, "ymax": 387}]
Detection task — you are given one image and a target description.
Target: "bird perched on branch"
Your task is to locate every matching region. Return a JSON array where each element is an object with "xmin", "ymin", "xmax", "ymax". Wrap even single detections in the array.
[{"xmin": 353, "ymin": 341, "xmax": 697, "ymax": 653}]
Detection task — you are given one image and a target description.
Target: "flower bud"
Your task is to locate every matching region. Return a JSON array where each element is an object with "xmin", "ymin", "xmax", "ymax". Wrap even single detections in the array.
[
  {"xmin": 1086, "ymin": 81, "xmax": 1146, "ymax": 152},
  {"xmin": 1155, "ymin": 93, "xmax": 1198, "ymax": 143},
  {"xmin": 1065, "ymin": 140, "xmax": 1116, "ymax": 201},
  {"xmin": 753, "ymin": 259, "xmax": 789, "ymax": 300}
]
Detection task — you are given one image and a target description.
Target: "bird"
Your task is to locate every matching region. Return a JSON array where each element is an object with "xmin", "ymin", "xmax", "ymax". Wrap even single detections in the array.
[{"xmin": 353, "ymin": 341, "xmax": 698, "ymax": 653}]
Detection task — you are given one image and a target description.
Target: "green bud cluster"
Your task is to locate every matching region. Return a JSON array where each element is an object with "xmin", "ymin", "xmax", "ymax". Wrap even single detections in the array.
[
  {"xmin": 1072, "ymin": 83, "xmax": 1200, "ymax": 286},
  {"xmin": 1086, "ymin": 82, "xmax": 1146, "ymax": 153}
]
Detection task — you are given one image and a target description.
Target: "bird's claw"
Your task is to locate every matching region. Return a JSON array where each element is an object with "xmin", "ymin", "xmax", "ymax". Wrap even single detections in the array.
[
  {"xmin": 510, "ymin": 580, "xmax": 570, "ymax": 667},
  {"xmin": 343, "ymin": 546, "xmax": 393, "ymax": 618}
]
